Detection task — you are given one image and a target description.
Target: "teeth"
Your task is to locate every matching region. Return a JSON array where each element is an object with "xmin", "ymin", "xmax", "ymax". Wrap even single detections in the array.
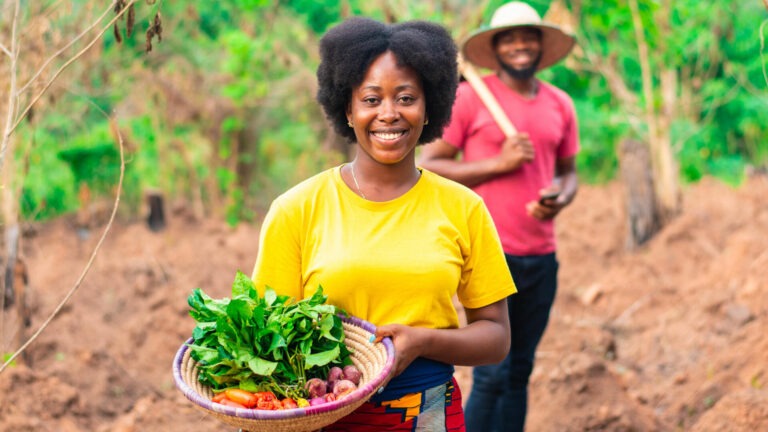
[{"xmin": 372, "ymin": 131, "xmax": 404, "ymax": 140}]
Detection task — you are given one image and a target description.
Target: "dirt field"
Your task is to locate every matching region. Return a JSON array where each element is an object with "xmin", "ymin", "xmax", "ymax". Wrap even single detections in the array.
[{"xmin": 1, "ymin": 175, "xmax": 767, "ymax": 431}]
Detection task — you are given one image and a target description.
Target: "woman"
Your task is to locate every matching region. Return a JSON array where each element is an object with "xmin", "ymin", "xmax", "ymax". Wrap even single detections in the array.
[{"xmin": 252, "ymin": 17, "xmax": 516, "ymax": 431}]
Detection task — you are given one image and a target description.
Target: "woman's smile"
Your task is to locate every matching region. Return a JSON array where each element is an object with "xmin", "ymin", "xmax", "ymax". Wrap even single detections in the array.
[
  {"xmin": 347, "ymin": 50, "xmax": 426, "ymax": 166},
  {"xmin": 370, "ymin": 129, "xmax": 408, "ymax": 143}
]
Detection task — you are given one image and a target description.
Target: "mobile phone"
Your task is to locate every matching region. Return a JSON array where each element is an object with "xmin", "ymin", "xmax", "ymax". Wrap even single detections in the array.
[{"xmin": 538, "ymin": 190, "xmax": 561, "ymax": 204}]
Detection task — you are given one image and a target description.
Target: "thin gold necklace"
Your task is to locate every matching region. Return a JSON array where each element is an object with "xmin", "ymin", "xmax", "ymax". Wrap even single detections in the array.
[{"xmin": 350, "ymin": 163, "xmax": 366, "ymax": 199}]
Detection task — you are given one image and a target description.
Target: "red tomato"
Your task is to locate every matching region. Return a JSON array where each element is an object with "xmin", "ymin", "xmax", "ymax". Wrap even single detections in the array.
[
  {"xmin": 254, "ymin": 391, "xmax": 277, "ymax": 402},
  {"xmin": 256, "ymin": 398, "xmax": 279, "ymax": 410},
  {"xmin": 281, "ymin": 398, "xmax": 299, "ymax": 409}
]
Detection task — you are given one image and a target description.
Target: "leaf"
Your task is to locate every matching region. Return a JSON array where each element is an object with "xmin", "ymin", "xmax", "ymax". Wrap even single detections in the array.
[
  {"xmin": 264, "ymin": 286, "xmax": 277, "ymax": 306},
  {"xmin": 187, "ymin": 344, "xmax": 219, "ymax": 365},
  {"xmin": 245, "ymin": 355, "xmax": 278, "ymax": 376},
  {"xmin": 188, "ymin": 288, "xmax": 229, "ymax": 322},
  {"xmin": 307, "ymin": 285, "xmax": 327, "ymax": 306},
  {"xmin": 231, "ymin": 270, "xmax": 256, "ymax": 298},
  {"xmin": 192, "ymin": 322, "xmax": 216, "ymax": 340},
  {"xmin": 266, "ymin": 332, "xmax": 287, "ymax": 355},
  {"xmin": 304, "ymin": 346, "xmax": 340, "ymax": 369},
  {"xmin": 226, "ymin": 298, "xmax": 254, "ymax": 323},
  {"xmin": 318, "ymin": 313, "xmax": 340, "ymax": 342}
]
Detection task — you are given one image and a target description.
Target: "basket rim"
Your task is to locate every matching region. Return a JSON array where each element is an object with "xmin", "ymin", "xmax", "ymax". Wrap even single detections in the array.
[{"xmin": 172, "ymin": 314, "xmax": 395, "ymax": 421}]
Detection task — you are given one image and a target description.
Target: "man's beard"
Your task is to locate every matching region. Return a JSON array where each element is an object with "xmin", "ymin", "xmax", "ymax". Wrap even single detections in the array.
[{"xmin": 496, "ymin": 53, "xmax": 541, "ymax": 80}]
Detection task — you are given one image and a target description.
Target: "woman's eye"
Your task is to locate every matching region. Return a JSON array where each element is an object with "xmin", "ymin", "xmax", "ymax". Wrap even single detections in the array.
[
  {"xmin": 363, "ymin": 97, "xmax": 379, "ymax": 104},
  {"xmin": 399, "ymin": 96, "xmax": 415, "ymax": 104}
]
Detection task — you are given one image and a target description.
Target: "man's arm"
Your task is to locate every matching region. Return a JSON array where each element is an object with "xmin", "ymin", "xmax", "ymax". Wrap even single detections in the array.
[
  {"xmin": 554, "ymin": 155, "xmax": 578, "ymax": 206},
  {"xmin": 418, "ymin": 134, "xmax": 534, "ymax": 188}
]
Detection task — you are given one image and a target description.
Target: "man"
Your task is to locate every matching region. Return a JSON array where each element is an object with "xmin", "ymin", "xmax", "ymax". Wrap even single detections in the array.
[{"xmin": 418, "ymin": 2, "xmax": 579, "ymax": 431}]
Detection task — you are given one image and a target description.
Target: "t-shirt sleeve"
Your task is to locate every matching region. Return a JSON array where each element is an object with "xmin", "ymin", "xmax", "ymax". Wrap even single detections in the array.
[
  {"xmin": 557, "ymin": 96, "xmax": 580, "ymax": 159},
  {"xmin": 441, "ymin": 83, "xmax": 475, "ymax": 151},
  {"xmin": 251, "ymin": 198, "xmax": 303, "ymax": 300},
  {"xmin": 457, "ymin": 200, "xmax": 517, "ymax": 310}
]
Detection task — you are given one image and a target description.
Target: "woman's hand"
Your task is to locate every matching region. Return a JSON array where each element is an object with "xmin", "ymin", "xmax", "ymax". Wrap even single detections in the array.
[
  {"xmin": 372, "ymin": 297, "xmax": 511, "ymax": 385},
  {"xmin": 374, "ymin": 324, "xmax": 426, "ymax": 379}
]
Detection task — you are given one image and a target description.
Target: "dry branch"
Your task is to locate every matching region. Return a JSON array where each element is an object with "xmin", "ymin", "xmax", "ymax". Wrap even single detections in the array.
[
  {"xmin": 7, "ymin": 0, "xmax": 139, "ymax": 137},
  {"xmin": 0, "ymin": 113, "xmax": 125, "ymax": 375},
  {"xmin": 16, "ymin": 1, "xmax": 116, "ymax": 96}
]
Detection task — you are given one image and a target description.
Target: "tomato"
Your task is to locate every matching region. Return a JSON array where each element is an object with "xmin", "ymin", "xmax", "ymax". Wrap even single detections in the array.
[
  {"xmin": 224, "ymin": 389, "xmax": 259, "ymax": 408},
  {"xmin": 281, "ymin": 398, "xmax": 299, "ymax": 409},
  {"xmin": 253, "ymin": 391, "xmax": 277, "ymax": 402},
  {"xmin": 256, "ymin": 398, "xmax": 279, "ymax": 410}
]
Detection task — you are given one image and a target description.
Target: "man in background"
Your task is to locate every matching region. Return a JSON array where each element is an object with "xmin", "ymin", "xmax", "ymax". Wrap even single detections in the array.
[{"xmin": 418, "ymin": 2, "xmax": 579, "ymax": 431}]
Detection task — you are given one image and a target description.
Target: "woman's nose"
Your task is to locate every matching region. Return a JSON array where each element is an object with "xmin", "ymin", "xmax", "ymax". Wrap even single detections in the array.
[{"xmin": 377, "ymin": 100, "xmax": 399, "ymax": 122}]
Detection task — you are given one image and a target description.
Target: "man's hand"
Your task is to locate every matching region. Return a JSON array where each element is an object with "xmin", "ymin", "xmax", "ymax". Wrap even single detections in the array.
[
  {"xmin": 526, "ymin": 186, "xmax": 565, "ymax": 220},
  {"xmin": 496, "ymin": 133, "xmax": 534, "ymax": 173}
]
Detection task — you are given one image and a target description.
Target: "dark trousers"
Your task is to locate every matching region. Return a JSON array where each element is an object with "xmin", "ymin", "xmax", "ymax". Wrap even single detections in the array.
[{"xmin": 464, "ymin": 253, "xmax": 558, "ymax": 432}]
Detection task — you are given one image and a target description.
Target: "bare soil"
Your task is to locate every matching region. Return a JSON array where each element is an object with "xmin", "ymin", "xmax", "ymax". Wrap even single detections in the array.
[{"xmin": 1, "ymin": 175, "xmax": 767, "ymax": 432}]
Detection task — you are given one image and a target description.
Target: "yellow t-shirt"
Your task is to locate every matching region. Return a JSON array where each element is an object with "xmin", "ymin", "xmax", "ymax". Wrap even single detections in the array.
[{"xmin": 252, "ymin": 166, "xmax": 516, "ymax": 330}]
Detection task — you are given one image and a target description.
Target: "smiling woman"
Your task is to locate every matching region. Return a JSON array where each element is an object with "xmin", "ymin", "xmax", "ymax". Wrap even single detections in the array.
[
  {"xmin": 345, "ymin": 51, "xmax": 426, "ymax": 200},
  {"xmin": 250, "ymin": 16, "xmax": 517, "ymax": 431}
]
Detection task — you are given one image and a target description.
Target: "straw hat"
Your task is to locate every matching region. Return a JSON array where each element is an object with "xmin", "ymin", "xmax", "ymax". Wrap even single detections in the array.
[{"xmin": 462, "ymin": 1, "xmax": 575, "ymax": 71}]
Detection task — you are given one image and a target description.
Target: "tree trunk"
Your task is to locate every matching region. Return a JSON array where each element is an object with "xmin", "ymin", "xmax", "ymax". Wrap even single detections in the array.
[
  {"xmin": 628, "ymin": 0, "xmax": 681, "ymax": 227},
  {"xmin": 145, "ymin": 189, "xmax": 166, "ymax": 232},
  {"xmin": 618, "ymin": 139, "xmax": 661, "ymax": 249}
]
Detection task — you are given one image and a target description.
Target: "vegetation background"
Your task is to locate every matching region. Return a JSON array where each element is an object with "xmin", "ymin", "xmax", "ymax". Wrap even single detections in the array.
[
  {"xmin": 1, "ymin": 1, "xmax": 767, "ymax": 431},
  {"xmin": 3, "ymin": 0, "xmax": 766, "ymax": 227}
]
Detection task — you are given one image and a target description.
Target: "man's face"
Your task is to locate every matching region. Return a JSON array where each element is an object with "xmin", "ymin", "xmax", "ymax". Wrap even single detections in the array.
[{"xmin": 493, "ymin": 27, "xmax": 542, "ymax": 79}]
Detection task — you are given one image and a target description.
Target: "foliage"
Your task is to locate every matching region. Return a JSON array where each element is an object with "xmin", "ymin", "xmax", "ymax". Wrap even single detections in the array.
[
  {"xmin": 564, "ymin": 0, "xmax": 768, "ymax": 184},
  {"xmin": 4, "ymin": 0, "xmax": 768, "ymax": 225},
  {"xmin": 186, "ymin": 271, "xmax": 351, "ymax": 398}
]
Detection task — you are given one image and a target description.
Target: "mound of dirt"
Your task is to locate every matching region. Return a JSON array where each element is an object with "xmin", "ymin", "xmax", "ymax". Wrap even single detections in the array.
[{"xmin": 1, "ymin": 175, "xmax": 766, "ymax": 431}]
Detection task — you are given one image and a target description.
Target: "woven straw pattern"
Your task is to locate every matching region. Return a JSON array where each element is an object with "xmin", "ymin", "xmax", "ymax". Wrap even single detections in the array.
[{"xmin": 173, "ymin": 316, "xmax": 395, "ymax": 432}]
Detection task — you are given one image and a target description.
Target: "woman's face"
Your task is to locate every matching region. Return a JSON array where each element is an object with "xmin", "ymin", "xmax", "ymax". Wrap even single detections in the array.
[{"xmin": 347, "ymin": 51, "xmax": 426, "ymax": 166}]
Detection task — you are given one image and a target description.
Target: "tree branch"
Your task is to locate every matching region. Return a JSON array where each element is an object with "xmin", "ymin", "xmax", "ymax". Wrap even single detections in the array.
[
  {"xmin": 16, "ymin": 1, "xmax": 117, "ymax": 96},
  {"xmin": 0, "ymin": 0, "xmax": 21, "ymax": 179},
  {"xmin": 0, "ymin": 42, "xmax": 11, "ymax": 58},
  {"xmin": 0, "ymin": 111, "xmax": 125, "ymax": 375},
  {"xmin": 8, "ymin": 0, "xmax": 139, "ymax": 136}
]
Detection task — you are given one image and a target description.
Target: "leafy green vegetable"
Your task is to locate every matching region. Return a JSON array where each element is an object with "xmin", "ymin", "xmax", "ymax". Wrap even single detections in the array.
[{"xmin": 186, "ymin": 271, "xmax": 351, "ymax": 399}]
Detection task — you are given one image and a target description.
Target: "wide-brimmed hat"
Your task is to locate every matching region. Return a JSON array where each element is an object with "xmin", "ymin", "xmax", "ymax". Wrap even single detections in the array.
[{"xmin": 462, "ymin": 1, "xmax": 576, "ymax": 71}]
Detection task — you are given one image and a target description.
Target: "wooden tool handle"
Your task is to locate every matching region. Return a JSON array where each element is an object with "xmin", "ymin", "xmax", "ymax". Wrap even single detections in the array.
[{"xmin": 457, "ymin": 54, "xmax": 518, "ymax": 138}]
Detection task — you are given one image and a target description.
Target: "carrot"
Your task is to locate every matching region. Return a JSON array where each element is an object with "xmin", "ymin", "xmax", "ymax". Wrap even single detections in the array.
[
  {"xmin": 224, "ymin": 389, "xmax": 258, "ymax": 408},
  {"xmin": 219, "ymin": 399, "xmax": 247, "ymax": 409},
  {"xmin": 212, "ymin": 392, "xmax": 228, "ymax": 403}
]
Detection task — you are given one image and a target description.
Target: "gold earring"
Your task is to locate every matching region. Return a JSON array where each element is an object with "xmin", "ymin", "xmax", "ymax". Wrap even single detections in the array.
[
  {"xmin": 347, "ymin": 121, "xmax": 354, "ymax": 128},
  {"xmin": 424, "ymin": 119, "xmax": 429, "ymax": 125}
]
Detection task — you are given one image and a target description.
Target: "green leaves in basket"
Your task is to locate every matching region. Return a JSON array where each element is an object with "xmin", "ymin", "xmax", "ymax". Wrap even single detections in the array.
[{"xmin": 186, "ymin": 271, "xmax": 352, "ymax": 399}]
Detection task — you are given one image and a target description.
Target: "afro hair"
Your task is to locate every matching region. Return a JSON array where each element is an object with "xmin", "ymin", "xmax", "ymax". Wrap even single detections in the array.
[{"xmin": 316, "ymin": 17, "xmax": 458, "ymax": 144}]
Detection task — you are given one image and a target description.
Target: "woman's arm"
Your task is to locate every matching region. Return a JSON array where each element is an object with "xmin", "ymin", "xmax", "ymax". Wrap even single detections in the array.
[{"xmin": 374, "ymin": 298, "xmax": 510, "ymax": 378}]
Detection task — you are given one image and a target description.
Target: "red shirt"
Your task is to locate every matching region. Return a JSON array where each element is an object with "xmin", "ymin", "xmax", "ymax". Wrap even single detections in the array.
[{"xmin": 441, "ymin": 75, "xmax": 579, "ymax": 255}]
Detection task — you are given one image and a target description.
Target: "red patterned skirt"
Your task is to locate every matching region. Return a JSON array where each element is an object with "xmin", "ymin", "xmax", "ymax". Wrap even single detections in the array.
[{"xmin": 320, "ymin": 378, "xmax": 465, "ymax": 432}]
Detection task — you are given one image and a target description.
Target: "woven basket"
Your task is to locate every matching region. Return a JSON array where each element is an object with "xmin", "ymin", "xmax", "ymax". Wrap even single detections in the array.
[{"xmin": 173, "ymin": 315, "xmax": 395, "ymax": 432}]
